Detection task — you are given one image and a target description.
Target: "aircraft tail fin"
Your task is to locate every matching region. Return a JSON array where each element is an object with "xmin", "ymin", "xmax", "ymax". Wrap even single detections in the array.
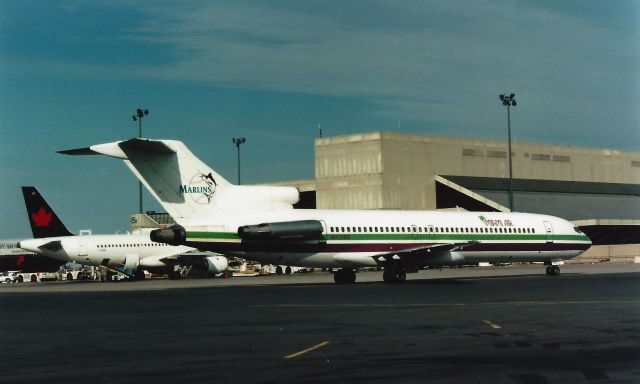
[
  {"xmin": 59, "ymin": 139, "xmax": 299, "ymax": 225},
  {"xmin": 21, "ymin": 186, "xmax": 74, "ymax": 238}
]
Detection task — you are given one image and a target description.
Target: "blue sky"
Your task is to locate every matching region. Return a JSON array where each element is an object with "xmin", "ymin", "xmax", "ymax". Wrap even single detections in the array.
[{"xmin": 1, "ymin": 0, "xmax": 638, "ymax": 238}]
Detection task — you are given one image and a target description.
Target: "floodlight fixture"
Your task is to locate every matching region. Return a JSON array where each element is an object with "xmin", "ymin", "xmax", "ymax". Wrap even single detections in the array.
[
  {"xmin": 498, "ymin": 93, "xmax": 517, "ymax": 211},
  {"xmin": 233, "ymin": 137, "xmax": 247, "ymax": 184}
]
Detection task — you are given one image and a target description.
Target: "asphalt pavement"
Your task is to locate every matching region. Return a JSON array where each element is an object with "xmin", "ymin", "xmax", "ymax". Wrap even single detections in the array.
[{"xmin": 1, "ymin": 264, "xmax": 639, "ymax": 383}]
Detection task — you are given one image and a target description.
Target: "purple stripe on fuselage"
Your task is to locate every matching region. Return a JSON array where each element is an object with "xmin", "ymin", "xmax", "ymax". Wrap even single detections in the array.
[{"xmin": 185, "ymin": 240, "xmax": 590, "ymax": 254}]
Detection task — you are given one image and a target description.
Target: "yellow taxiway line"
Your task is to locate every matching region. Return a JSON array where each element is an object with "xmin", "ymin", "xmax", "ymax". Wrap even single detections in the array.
[
  {"xmin": 285, "ymin": 341, "xmax": 330, "ymax": 359},
  {"xmin": 483, "ymin": 319, "xmax": 502, "ymax": 329}
]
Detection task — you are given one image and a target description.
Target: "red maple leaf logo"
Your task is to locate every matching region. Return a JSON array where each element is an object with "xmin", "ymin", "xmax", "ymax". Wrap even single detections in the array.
[{"xmin": 32, "ymin": 208, "xmax": 52, "ymax": 227}]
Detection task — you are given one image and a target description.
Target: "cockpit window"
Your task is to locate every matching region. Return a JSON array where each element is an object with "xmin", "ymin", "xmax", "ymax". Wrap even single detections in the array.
[{"xmin": 573, "ymin": 226, "xmax": 584, "ymax": 234}]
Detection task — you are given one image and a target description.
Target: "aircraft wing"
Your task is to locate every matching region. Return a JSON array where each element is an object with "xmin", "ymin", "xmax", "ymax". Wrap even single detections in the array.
[
  {"xmin": 159, "ymin": 251, "xmax": 219, "ymax": 265},
  {"xmin": 38, "ymin": 240, "xmax": 63, "ymax": 252},
  {"xmin": 372, "ymin": 241, "xmax": 479, "ymax": 265}
]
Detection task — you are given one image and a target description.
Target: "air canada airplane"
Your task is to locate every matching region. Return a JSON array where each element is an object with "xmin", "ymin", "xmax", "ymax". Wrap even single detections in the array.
[
  {"xmin": 0, "ymin": 239, "xmax": 63, "ymax": 273},
  {"xmin": 17, "ymin": 186, "xmax": 228, "ymax": 279},
  {"xmin": 60, "ymin": 138, "xmax": 592, "ymax": 284}
]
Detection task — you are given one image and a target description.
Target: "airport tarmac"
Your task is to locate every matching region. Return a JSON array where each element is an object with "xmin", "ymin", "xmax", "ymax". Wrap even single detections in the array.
[{"xmin": 1, "ymin": 264, "xmax": 639, "ymax": 383}]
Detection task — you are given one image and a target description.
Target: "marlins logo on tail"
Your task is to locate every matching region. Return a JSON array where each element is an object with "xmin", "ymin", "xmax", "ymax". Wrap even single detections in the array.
[{"xmin": 59, "ymin": 139, "xmax": 299, "ymax": 226}]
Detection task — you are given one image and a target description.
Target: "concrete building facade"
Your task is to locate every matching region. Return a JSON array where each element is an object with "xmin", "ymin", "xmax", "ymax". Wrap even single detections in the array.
[{"xmin": 314, "ymin": 131, "xmax": 640, "ymax": 211}]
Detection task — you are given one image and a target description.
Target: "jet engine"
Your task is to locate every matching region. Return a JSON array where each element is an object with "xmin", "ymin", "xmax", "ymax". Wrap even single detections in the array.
[
  {"xmin": 150, "ymin": 224, "xmax": 186, "ymax": 246},
  {"xmin": 203, "ymin": 255, "xmax": 229, "ymax": 275},
  {"xmin": 238, "ymin": 220, "xmax": 323, "ymax": 241}
]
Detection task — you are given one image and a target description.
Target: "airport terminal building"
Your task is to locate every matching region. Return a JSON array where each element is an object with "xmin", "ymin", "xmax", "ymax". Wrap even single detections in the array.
[{"xmin": 279, "ymin": 132, "xmax": 640, "ymax": 262}]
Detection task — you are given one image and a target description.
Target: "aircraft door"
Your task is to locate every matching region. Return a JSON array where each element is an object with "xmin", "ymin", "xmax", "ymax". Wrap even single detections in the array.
[
  {"xmin": 78, "ymin": 242, "xmax": 88, "ymax": 257},
  {"xmin": 411, "ymin": 225, "xmax": 418, "ymax": 239},
  {"xmin": 543, "ymin": 221, "xmax": 553, "ymax": 243}
]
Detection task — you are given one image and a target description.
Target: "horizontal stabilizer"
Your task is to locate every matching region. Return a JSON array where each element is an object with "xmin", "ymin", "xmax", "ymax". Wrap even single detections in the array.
[
  {"xmin": 119, "ymin": 139, "xmax": 176, "ymax": 155},
  {"xmin": 39, "ymin": 240, "xmax": 63, "ymax": 252},
  {"xmin": 58, "ymin": 147, "xmax": 99, "ymax": 156},
  {"xmin": 59, "ymin": 138, "xmax": 176, "ymax": 160}
]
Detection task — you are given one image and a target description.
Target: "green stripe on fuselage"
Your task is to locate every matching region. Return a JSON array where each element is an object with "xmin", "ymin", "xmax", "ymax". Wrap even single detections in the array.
[{"xmin": 186, "ymin": 231, "xmax": 590, "ymax": 243}]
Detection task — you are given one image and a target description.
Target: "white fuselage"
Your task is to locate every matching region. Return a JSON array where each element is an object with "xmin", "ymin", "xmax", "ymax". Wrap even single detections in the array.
[
  {"xmin": 19, "ymin": 232, "xmax": 194, "ymax": 271},
  {"xmin": 179, "ymin": 210, "xmax": 591, "ymax": 268}
]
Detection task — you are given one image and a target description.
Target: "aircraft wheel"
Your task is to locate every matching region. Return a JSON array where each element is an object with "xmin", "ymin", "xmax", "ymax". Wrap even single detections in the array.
[
  {"xmin": 66, "ymin": 273, "xmax": 73, "ymax": 281},
  {"xmin": 546, "ymin": 265, "xmax": 560, "ymax": 276},
  {"xmin": 383, "ymin": 266, "xmax": 406, "ymax": 284},
  {"xmin": 30, "ymin": 274, "xmax": 37, "ymax": 282},
  {"xmin": 334, "ymin": 268, "xmax": 356, "ymax": 284},
  {"xmin": 285, "ymin": 266, "xmax": 292, "ymax": 275},
  {"xmin": 395, "ymin": 269, "xmax": 407, "ymax": 283},
  {"xmin": 167, "ymin": 270, "xmax": 181, "ymax": 280},
  {"xmin": 275, "ymin": 266, "xmax": 283, "ymax": 275}
]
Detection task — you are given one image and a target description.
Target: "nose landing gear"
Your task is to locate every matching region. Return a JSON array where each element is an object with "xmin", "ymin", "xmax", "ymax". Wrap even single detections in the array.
[{"xmin": 546, "ymin": 265, "xmax": 560, "ymax": 276}]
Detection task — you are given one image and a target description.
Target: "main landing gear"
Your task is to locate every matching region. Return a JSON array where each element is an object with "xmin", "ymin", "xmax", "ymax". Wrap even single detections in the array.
[
  {"xmin": 546, "ymin": 265, "xmax": 561, "ymax": 276},
  {"xmin": 383, "ymin": 265, "xmax": 407, "ymax": 284},
  {"xmin": 333, "ymin": 268, "xmax": 356, "ymax": 284}
]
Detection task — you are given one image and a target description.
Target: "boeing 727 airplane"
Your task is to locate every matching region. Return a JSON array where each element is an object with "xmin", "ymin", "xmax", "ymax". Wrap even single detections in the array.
[
  {"xmin": 60, "ymin": 138, "xmax": 592, "ymax": 284},
  {"xmin": 17, "ymin": 186, "xmax": 228, "ymax": 279}
]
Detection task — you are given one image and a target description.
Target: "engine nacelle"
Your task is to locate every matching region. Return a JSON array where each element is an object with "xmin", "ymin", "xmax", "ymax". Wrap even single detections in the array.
[
  {"xmin": 150, "ymin": 224, "xmax": 187, "ymax": 246},
  {"xmin": 238, "ymin": 220, "xmax": 323, "ymax": 241},
  {"xmin": 204, "ymin": 255, "xmax": 228, "ymax": 275}
]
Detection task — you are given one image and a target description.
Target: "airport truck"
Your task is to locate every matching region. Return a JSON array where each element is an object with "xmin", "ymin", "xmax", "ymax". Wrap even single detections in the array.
[{"xmin": 14, "ymin": 271, "xmax": 58, "ymax": 283}]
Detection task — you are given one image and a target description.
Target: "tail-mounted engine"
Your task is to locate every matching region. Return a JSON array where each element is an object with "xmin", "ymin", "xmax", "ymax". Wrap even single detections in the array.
[
  {"xmin": 150, "ymin": 224, "xmax": 187, "ymax": 246},
  {"xmin": 238, "ymin": 220, "xmax": 323, "ymax": 241}
]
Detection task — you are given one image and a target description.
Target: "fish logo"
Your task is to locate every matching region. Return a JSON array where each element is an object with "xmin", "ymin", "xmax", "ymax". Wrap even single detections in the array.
[{"xmin": 179, "ymin": 172, "xmax": 217, "ymax": 205}]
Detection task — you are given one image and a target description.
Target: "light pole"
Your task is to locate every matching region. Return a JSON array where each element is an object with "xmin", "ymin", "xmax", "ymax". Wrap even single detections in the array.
[
  {"xmin": 499, "ymin": 94, "xmax": 516, "ymax": 212},
  {"xmin": 132, "ymin": 108, "xmax": 149, "ymax": 213},
  {"xmin": 232, "ymin": 137, "xmax": 246, "ymax": 185}
]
